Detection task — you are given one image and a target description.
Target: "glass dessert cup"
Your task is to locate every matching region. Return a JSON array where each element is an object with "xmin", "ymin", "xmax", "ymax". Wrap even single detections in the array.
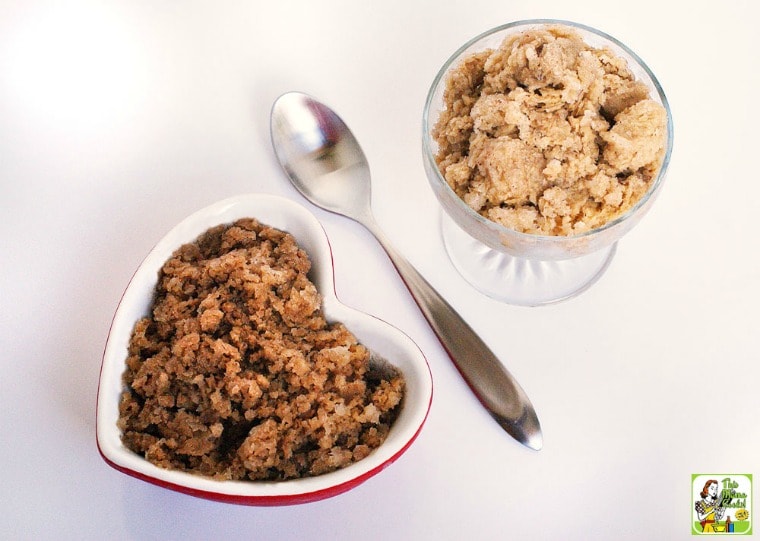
[{"xmin": 422, "ymin": 19, "xmax": 673, "ymax": 306}]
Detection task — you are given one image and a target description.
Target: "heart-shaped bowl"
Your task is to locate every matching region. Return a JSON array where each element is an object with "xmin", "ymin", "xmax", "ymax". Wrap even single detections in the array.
[{"xmin": 96, "ymin": 193, "xmax": 433, "ymax": 506}]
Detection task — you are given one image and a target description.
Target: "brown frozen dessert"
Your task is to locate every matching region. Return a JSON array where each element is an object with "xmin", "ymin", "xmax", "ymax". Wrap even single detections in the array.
[
  {"xmin": 433, "ymin": 24, "xmax": 668, "ymax": 236},
  {"xmin": 117, "ymin": 218, "xmax": 405, "ymax": 481}
]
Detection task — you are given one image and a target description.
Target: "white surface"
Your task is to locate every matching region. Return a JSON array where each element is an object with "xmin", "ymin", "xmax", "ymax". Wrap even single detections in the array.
[{"xmin": 1, "ymin": 1, "xmax": 758, "ymax": 539}]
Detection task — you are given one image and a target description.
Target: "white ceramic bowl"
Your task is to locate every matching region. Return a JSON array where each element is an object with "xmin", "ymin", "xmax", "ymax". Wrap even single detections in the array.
[{"xmin": 96, "ymin": 193, "xmax": 433, "ymax": 506}]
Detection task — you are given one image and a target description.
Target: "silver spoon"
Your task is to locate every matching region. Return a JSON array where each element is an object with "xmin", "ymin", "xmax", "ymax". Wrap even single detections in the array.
[{"xmin": 270, "ymin": 91, "xmax": 542, "ymax": 450}]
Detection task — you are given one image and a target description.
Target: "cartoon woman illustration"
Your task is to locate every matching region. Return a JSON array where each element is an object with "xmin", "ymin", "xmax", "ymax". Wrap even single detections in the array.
[{"xmin": 695, "ymin": 480, "xmax": 725, "ymax": 532}]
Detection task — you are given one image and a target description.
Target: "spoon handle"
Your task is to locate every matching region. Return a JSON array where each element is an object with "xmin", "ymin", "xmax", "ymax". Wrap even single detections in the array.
[{"xmin": 365, "ymin": 219, "xmax": 542, "ymax": 450}]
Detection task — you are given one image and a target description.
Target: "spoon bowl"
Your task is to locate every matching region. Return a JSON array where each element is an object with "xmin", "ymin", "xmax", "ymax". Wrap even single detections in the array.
[{"xmin": 271, "ymin": 92, "xmax": 372, "ymax": 220}]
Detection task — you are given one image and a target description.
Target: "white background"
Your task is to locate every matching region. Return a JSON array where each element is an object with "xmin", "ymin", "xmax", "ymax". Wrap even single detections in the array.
[{"xmin": 1, "ymin": 0, "xmax": 758, "ymax": 539}]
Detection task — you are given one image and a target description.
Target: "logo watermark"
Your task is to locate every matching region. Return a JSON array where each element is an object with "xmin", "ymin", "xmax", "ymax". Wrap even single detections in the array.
[{"xmin": 692, "ymin": 474, "xmax": 752, "ymax": 535}]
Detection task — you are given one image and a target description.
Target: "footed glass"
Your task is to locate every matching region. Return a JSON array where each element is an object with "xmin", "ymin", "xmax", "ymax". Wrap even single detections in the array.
[{"xmin": 422, "ymin": 19, "xmax": 673, "ymax": 305}]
